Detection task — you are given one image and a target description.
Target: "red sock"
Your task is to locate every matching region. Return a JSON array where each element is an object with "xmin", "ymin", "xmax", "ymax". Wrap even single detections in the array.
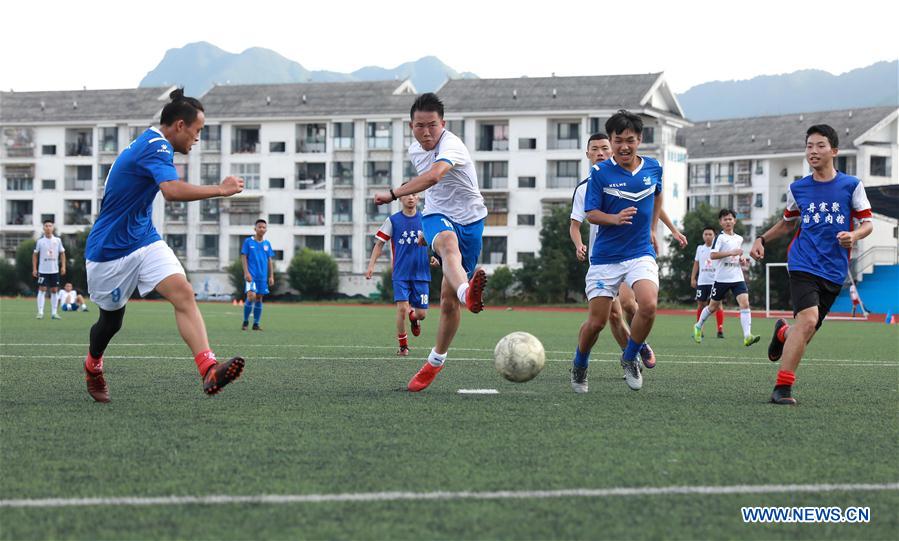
[
  {"xmin": 85, "ymin": 353, "xmax": 103, "ymax": 374},
  {"xmin": 716, "ymin": 309, "xmax": 724, "ymax": 330},
  {"xmin": 777, "ymin": 323, "xmax": 789, "ymax": 343},
  {"xmin": 398, "ymin": 333, "xmax": 408, "ymax": 348},
  {"xmin": 776, "ymin": 370, "xmax": 796, "ymax": 387},
  {"xmin": 696, "ymin": 306, "xmax": 703, "ymax": 321},
  {"xmin": 194, "ymin": 350, "xmax": 217, "ymax": 377}
]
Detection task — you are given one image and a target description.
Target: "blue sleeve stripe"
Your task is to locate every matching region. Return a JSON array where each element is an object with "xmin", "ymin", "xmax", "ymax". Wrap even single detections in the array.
[{"xmin": 434, "ymin": 158, "xmax": 453, "ymax": 166}]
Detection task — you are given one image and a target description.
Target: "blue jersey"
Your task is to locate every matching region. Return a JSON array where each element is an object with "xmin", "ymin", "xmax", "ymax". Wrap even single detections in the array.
[
  {"xmin": 584, "ymin": 156, "xmax": 663, "ymax": 265},
  {"xmin": 241, "ymin": 237, "xmax": 273, "ymax": 280},
  {"xmin": 783, "ymin": 172, "xmax": 872, "ymax": 285},
  {"xmin": 86, "ymin": 128, "xmax": 179, "ymax": 262},
  {"xmin": 375, "ymin": 211, "xmax": 430, "ymax": 282}
]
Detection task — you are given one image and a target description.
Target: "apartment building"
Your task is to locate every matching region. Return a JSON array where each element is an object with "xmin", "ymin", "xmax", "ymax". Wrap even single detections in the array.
[{"xmin": 1, "ymin": 74, "xmax": 689, "ymax": 296}]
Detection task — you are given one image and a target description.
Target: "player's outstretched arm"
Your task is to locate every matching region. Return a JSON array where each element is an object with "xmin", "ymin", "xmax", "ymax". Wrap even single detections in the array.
[
  {"xmin": 659, "ymin": 209, "xmax": 687, "ymax": 248},
  {"xmin": 159, "ymin": 176, "xmax": 244, "ymax": 202},
  {"xmin": 373, "ymin": 162, "xmax": 452, "ymax": 205},
  {"xmin": 365, "ymin": 240, "xmax": 385, "ymax": 279}
]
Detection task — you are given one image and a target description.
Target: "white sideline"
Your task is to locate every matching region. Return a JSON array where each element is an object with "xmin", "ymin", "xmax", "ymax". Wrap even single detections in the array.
[{"xmin": 2, "ymin": 483, "xmax": 897, "ymax": 509}]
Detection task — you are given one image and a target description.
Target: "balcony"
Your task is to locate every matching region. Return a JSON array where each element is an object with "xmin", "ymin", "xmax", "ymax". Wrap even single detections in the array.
[
  {"xmin": 4, "ymin": 165, "xmax": 35, "ymax": 191},
  {"xmin": 3, "ymin": 127, "xmax": 35, "ymax": 158},
  {"xmin": 232, "ymin": 127, "xmax": 260, "ymax": 154},
  {"xmin": 481, "ymin": 177, "xmax": 508, "ymax": 190},
  {"xmin": 546, "ymin": 176, "xmax": 579, "ymax": 189},
  {"xmin": 65, "ymin": 128, "xmax": 93, "ymax": 157},
  {"xmin": 332, "ymin": 236, "xmax": 352, "ymax": 259},
  {"xmin": 201, "ymin": 125, "xmax": 221, "ymax": 152},
  {"xmin": 199, "ymin": 199, "xmax": 220, "ymax": 222},
  {"xmin": 366, "ymin": 201, "xmax": 391, "ymax": 223},
  {"xmin": 332, "ymin": 162, "xmax": 354, "ymax": 187},
  {"xmin": 165, "ymin": 201, "xmax": 187, "ymax": 223},
  {"xmin": 547, "ymin": 137, "xmax": 579, "ymax": 150},
  {"xmin": 5, "ymin": 200, "xmax": 33, "ymax": 225},
  {"xmin": 297, "ymin": 139, "xmax": 326, "ymax": 153},
  {"xmin": 99, "ymin": 127, "xmax": 118, "ymax": 154},
  {"xmin": 333, "ymin": 137, "xmax": 354, "ymax": 151},
  {"xmin": 294, "ymin": 200, "xmax": 326, "ymax": 226},
  {"xmin": 296, "ymin": 123, "xmax": 326, "ymax": 153},
  {"xmin": 476, "ymin": 122, "xmax": 510, "ymax": 152},
  {"xmin": 64, "ymin": 200, "xmax": 92, "ymax": 225},
  {"xmin": 365, "ymin": 162, "xmax": 392, "ymax": 186},
  {"xmin": 296, "ymin": 163, "xmax": 326, "ymax": 190}
]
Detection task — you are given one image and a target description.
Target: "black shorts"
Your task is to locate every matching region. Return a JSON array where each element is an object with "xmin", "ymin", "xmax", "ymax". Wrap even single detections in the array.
[
  {"xmin": 37, "ymin": 273, "xmax": 60, "ymax": 288},
  {"xmin": 711, "ymin": 281, "xmax": 748, "ymax": 301},
  {"xmin": 789, "ymin": 270, "xmax": 842, "ymax": 330},
  {"xmin": 695, "ymin": 284, "xmax": 713, "ymax": 302}
]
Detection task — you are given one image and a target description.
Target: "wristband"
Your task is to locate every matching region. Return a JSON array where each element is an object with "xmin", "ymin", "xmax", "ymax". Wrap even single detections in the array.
[
  {"xmin": 389, "ymin": 188, "xmax": 397, "ymax": 201},
  {"xmin": 756, "ymin": 236, "xmax": 766, "ymax": 246}
]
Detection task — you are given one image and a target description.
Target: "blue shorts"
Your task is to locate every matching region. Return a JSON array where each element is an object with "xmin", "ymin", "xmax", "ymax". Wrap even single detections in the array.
[
  {"xmin": 245, "ymin": 277, "xmax": 270, "ymax": 296},
  {"xmin": 421, "ymin": 214, "xmax": 484, "ymax": 279},
  {"xmin": 711, "ymin": 281, "xmax": 748, "ymax": 301},
  {"xmin": 61, "ymin": 303, "xmax": 78, "ymax": 311},
  {"xmin": 394, "ymin": 279, "xmax": 430, "ymax": 309}
]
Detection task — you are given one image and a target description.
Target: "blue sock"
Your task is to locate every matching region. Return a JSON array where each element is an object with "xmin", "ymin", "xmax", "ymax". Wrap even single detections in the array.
[
  {"xmin": 573, "ymin": 348, "xmax": 590, "ymax": 369},
  {"xmin": 623, "ymin": 338, "xmax": 641, "ymax": 361},
  {"xmin": 253, "ymin": 301, "xmax": 263, "ymax": 324},
  {"xmin": 243, "ymin": 301, "xmax": 252, "ymax": 322}
]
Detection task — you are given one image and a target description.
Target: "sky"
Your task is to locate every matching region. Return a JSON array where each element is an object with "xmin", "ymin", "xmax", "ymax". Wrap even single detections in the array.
[{"xmin": 2, "ymin": 0, "xmax": 897, "ymax": 94}]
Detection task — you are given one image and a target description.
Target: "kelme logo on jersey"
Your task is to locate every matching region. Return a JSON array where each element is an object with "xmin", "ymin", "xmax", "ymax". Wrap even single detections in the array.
[
  {"xmin": 157, "ymin": 144, "xmax": 171, "ymax": 154},
  {"xmin": 643, "ymin": 176, "xmax": 652, "ymax": 185}
]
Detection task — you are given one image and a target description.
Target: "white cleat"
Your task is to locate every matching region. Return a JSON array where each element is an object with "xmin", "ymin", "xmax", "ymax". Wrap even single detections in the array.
[
  {"xmin": 621, "ymin": 356, "xmax": 643, "ymax": 391},
  {"xmin": 570, "ymin": 366, "xmax": 588, "ymax": 394}
]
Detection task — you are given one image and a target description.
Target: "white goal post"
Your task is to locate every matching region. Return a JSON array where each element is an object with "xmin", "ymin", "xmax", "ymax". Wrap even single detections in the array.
[{"xmin": 764, "ymin": 262, "xmax": 868, "ymax": 321}]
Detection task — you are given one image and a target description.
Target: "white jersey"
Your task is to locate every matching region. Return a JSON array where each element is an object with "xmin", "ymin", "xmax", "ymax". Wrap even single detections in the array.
[
  {"xmin": 34, "ymin": 236, "xmax": 65, "ymax": 274},
  {"xmin": 59, "ymin": 289, "xmax": 79, "ymax": 304},
  {"xmin": 711, "ymin": 231, "xmax": 745, "ymax": 283},
  {"xmin": 694, "ymin": 244, "xmax": 716, "ymax": 286},
  {"xmin": 570, "ymin": 179, "xmax": 598, "ymax": 250},
  {"xmin": 408, "ymin": 129, "xmax": 487, "ymax": 225}
]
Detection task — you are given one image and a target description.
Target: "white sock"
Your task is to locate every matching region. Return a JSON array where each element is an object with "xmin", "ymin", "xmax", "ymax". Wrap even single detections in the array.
[
  {"xmin": 696, "ymin": 306, "xmax": 711, "ymax": 327},
  {"xmin": 36, "ymin": 290, "xmax": 45, "ymax": 314},
  {"xmin": 456, "ymin": 283, "xmax": 469, "ymax": 304},
  {"xmin": 428, "ymin": 347, "xmax": 447, "ymax": 367},
  {"xmin": 740, "ymin": 309, "xmax": 752, "ymax": 338}
]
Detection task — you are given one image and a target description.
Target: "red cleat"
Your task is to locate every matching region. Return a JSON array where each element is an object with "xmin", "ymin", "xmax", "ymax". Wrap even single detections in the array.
[
  {"xmin": 203, "ymin": 356, "xmax": 245, "ymax": 396},
  {"xmin": 84, "ymin": 361, "xmax": 110, "ymax": 403},
  {"xmin": 409, "ymin": 310, "xmax": 421, "ymax": 337},
  {"xmin": 407, "ymin": 361, "xmax": 443, "ymax": 392},
  {"xmin": 465, "ymin": 268, "xmax": 487, "ymax": 314}
]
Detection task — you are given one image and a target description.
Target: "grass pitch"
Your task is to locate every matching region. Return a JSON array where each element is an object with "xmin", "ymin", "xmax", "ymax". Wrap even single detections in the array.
[{"xmin": 1, "ymin": 298, "xmax": 897, "ymax": 540}]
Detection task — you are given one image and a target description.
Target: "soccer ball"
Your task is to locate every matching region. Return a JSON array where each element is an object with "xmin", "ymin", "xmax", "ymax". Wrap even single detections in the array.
[{"xmin": 494, "ymin": 332, "xmax": 545, "ymax": 383}]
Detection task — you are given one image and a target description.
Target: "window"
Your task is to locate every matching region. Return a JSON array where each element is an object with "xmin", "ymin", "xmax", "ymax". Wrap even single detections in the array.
[
  {"xmin": 333, "ymin": 122, "xmax": 354, "ymax": 150},
  {"xmin": 366, "ymin": 200, "xmax": 390, "ymax": 223},
  {"xmin": 231, "ymin": 163, "xmax": 260, "ymax": 190},
  {"xmin": 129, "ymin": 126, "xmax": 145, "ymax": 143},
  {"xmin": 166, "ymin": 234, "xmax": 186, "ymax": 257},
  {"xmin": 518, "ymin": 176, "xmax": 536, "ymax": 189},
  {"xmin": 642, "ymin": 126, "xmax": 655, "ymax": 144},
  {"xmin": 228, "ymin": 199, "xmax": 261, "ymax": 226},
  {"xmin": 296, "ymin": 163, "xmax": 326, "ymax": 190},
  {"xmin": 2, "ymin": 128, "xmax": 35, "ymax": 158},
  {"xmin": 198, "ymin": 235, "xmax": 219, "ymax": 258},
  {"xmin": 517, "ymin": 214, "xmax": 536, "ymax": 226},
  {"xmin": 332, "ymin": 235, "xmax": 352, "ymax": 259},
  {"xmin": 40, "ymin": 213, "xmax": 55, "ymax": 224},
  {"xmin": 714, "ymin": 162, "xmax": 734, "ymax": 185},
  {"xmin": 232, "ymin": 126, "xmax": 260, "ymax": 154},
  {"xmin": 333, "ymin": 162, "xmax": 354, "ymax": 186},
  {"xmin": 689, "ymin": 163, "xmax": 711, "ymax": 186},
  {"xmin": 365, "ymin": 161, "xmax": 392, "ymax": 186},
  {"xmin": 42, "ymin": 145, "xmax": 56, "ymax": 156},
  {"xmin": 755, "ymin": 193, "xmax": 763, "ymax": 208},
  {"xmin": 835, "ymin": 155, "xmax": 856, "ymax": 175},
  {"xmin": 4, "ymin": 165, "xmax": 34, "ymax": 190},
  {"xmin": 333, "ymin": 199, "xmax": 353, "ymax": 223},
  {"xmin": 201, "ymin": 125, "xmax": 221, "ymax": 152},
  {"xmin": 42, "ymin": 179, "xmax": 56, "ymax": 190},
  {"xmin": 547, "ymin": 160, "xmax": 580, "ymax": 189},
  {"xmin": 268, "ymin": 214, "xmax": 284, "ymax": 225},
  {"xmin": 100, "ymin": 127, "xmax": 118, "ymax": 154},
  {"xmin": 64, "ymin": 165, "xmax": 93, "ymax": 190},
  {"xmin": 5, "ymin": 200, "xmax": 33, "ymax": 225},
  {"xmin": 294, "ymin": 199, "xmax": 325, "ymax": 226},
  {"xmin": 269, "ymin": 177, "xmax": 285, "ymax": 189},
  {"xmin": 273, "ymin": 250, "xmax": 284, "ymax": 261},
  {"xmin": 550, "ymin": 121, "xmax": 579, "ymax": 149},
  {"xmin": 65, "ymin": 128, "xmax": 92, "ymax": 156},
  {"xmin": 295, "ymin": 235, "xmax": 325, "ymax": 252},
  {"xmin": 518, "ymin": 138, "xmax": 537, "ymax": 150},
  {"xmin": 64, "ymin": 200, "xmax": 92, "ymax": 225},
  {"xmin": 297, "ymin": 123, "xmax": 326, "ymax": 153},
  {"xmin": 367, "ymin": 121, "xmax": 393, "ymax": 150},
  {"xmin": 200, "ymin": 163, "xmax": 220, "ymax": 185},
  {"xmin": 754, "ymin": 160, "xmax": 764, "ymax": 175},
  {"xmin": 174, "ymin": 163, "xmax": 188, "ymax": 183},
  {"xmin": 478, "ymin": 161, "xmax": 508, "ymax": 189},
  {"xmin": 735, "ymin": 160, "xmax": 751, "ymax": 185},
  {"xmin": 445, "ymin": 120, "xmax": 464, "ymax": 140},
  {"xmin": 589, "ymin": 117, "xmax": 609, "ymax": 135},
  {"xmin": 165, "ymin": 201, "xmax": 187, "ymax": 223},
  {"xmin": 480, "ymin": 236, "xmax": 507, "ymax": 264},
  {"xmin": 200, "ymin": 200, "xmax": 219, "ymax": 222},
  {"xmin": 483, "ymin": 195, "xmax": 508, "ymax": 226},
  {"xmin": 870, "ymin": 156, "xmax": 891, "ymax": 177},
  {"xmin": 269, "ymin": 141, "xmax": 286, "ymax": 153},
  {"xmin": 99, "ymin": 163, "xmax": 112, "ymax": 183},
  {"xmin": 477, "ymin": 122, "xmax": 509, "ymax": 151}
]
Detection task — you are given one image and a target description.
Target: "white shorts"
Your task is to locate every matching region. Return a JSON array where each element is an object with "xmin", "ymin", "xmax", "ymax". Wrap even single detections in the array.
[
  {"xmin": 585, "ymin": 255, "xmax": 659, "ymax": 301},
  {"xmin": 87, "ymin": 240, "xmax": 185, "ymax": 311}
]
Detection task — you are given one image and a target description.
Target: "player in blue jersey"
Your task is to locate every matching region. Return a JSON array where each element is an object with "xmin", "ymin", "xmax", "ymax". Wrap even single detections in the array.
[
  {"xmin": 82, "ymin": 88, "xmax": 246, "ymax": 403},
  {"xmin": 751, "ymin": 124, "xmax": 873, "ymax": 405},
  {"xmin": 241, "ymin": 219, "xmax": 275, "ymax": 331},
  {"xmin": 574, "ymin": 110, "xmax": 664, "ymax": 392},
  {"xmin": 373, "ymin": 93, "xmax": 488, "ymax": 392},
  {"xmin": 365, "ymin": 191, "xmax": 433, "ymax": 356}
]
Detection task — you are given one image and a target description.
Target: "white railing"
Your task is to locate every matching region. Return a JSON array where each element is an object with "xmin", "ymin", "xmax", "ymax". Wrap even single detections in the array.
[{"xmin": 851, "ymin": 245, "xmax": 898, "ymax": 280}]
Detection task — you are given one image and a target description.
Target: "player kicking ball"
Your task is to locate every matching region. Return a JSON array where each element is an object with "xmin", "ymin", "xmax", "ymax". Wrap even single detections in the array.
[
  {"xmin": 82, "ymin": 89, "xmax": 246, "ymax": 403},
  {"xmin": 693, "ymin": 209, "xmax": 759, "ymax": 347},
  {"xmin": 366, "ymin": 190, "xmax": 434, "ymax": 356},
  {"xmin": 575, "ymin": 110, "xmax": 665, "ymax": 391},
  {"xmin": 241, "ymin": 219, "xmax": 275, "ymax": 331},
  {"xmin": 751, "ymin": 124, "xmax": 873, "ymax": 405},
  {"xmin": 374, "ymin": 93, "xmax": 488, "ymax": 392}
]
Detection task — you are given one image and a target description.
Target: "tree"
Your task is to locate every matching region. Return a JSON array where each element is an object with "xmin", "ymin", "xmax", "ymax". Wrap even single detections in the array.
[
  {"xmin": 485, "ymin": 266, "xmax": 514, "ymax": 304},
  {"xmin": 61, "ymin": 228, "xmax": 90, "ymax": 292},
  {"xmin": 531, "ymin": 205, "xmax": 590, "ymax": 303},
  {"xmin": 747, "ymin": 212, "xmax": 792, "ymax": 309},
  {"xmin": 15, "ymin": 239, "xmax": 36, "ymax": 293},
  {"xmin": 0, "ymin": 259, "xmax": 18, "ymax": 295},
  {"xmin": 287, "ymin": 248, "xmax": 338, "ymax": 300},
  {"xmin": 658, "ymin": 204, "xmax": 747, "ymax": 304}
]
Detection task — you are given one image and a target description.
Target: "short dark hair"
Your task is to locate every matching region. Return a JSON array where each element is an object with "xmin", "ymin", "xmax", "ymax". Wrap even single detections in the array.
[
  {"xmin": 587, "ymin": 132, "xmax": 610, "ymax": 145},
  {"xmin": 806, "ymin": 124, "xmax": 839, "ymax": 148},
  {"xmin": 42, "ymin": 219, "xmax": 54, "ymax": 225},
  {"xmin": 255, "ymin": 219, "xmax": 267, "ymax": 226},
  {"xmin": 410, "ymin": 93, "xmax": 444, "ymax": 120},
  {"xmin": 160, "ymin": 88, "xmax": 204, "ymax": 126},
  {"xmin": 605, "ymin": 110, "xmax": 643, "ymax": 137},
  {"xmin": 702, "ymin": 226, "xmax": 717, "ymax": 234},
  {"xmin": 718, "ymin": 208, "xmax": 735, "ymax": 220}
]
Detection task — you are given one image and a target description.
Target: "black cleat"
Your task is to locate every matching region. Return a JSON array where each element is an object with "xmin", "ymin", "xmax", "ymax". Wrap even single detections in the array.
[
  {"xmin": 203, "ymin": 357, "xmax": 245, "ymax": 395},
  {"xmin": 770, "ymin": 384, "xmax": 796, "ymax": 405},
  {"xmin": 241, "ymin": 321, "xmax": 248, "ymax": 331},
  {"xmin": 716, "ymin": 330, "xmax": 724, "ymax": 339},
  {"xmin": 252, "ymin": 323, "xmax": 261, "ymax": 331},
  {"xmin": 768, "ymin": 319, "xmax": 787, "ymax": 362}
]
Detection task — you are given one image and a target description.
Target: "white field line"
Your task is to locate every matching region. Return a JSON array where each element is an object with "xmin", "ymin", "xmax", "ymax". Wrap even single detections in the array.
[
  {"xmin": 1, "ymin": 482, "xmax": 897, "ymax": 509},
  {"xmin": 0, "ymin": 354, "xmax": 895, "ymax": 368},
  {"xmin": 0, "ymin": 343, "xmax": 895, "ymax": 364}
]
